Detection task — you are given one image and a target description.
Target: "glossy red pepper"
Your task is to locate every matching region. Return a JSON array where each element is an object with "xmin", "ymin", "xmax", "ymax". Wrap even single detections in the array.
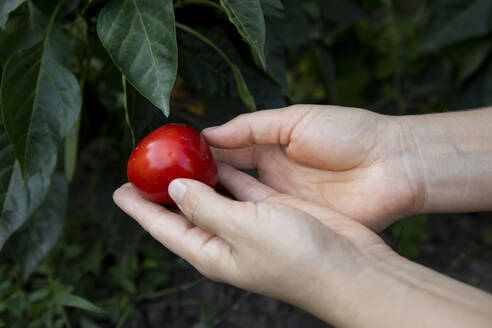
[{"xmin": 127, "ymin": 124, "xmax": 218, "ymax": 205}]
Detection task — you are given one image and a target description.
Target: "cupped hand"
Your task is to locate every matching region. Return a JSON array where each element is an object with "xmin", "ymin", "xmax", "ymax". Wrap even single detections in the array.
[
  {"xmin": 113, "ymin": 163, "xmax": 392, "ymax": 320},
  {"xmin": 203, "ymin": 105, "xmax": 423, "ymax": 231}
]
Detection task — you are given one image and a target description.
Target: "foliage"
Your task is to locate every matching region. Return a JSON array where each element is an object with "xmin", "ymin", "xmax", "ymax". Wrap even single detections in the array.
[
  {"xmin": 391, "ymin": 215, "xmax": 430, "ymax": 260},
  {"xmin": 0, "ymin": 0, "xmax": 491, "ymax": 326}
]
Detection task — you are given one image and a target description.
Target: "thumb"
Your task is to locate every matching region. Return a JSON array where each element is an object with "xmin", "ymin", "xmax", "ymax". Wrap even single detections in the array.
[
  {"xmin": 202, "ymin": 106, "xmax": 310, "ymax": 148},
  {"xmin": 168, "ymin": 179, "xmax": 245, "ymax": 238}
]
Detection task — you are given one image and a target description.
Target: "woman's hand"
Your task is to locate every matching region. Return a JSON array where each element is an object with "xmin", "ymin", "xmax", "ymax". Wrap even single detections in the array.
[
  {"xmin": 203, "ymin": 105, "xmax": 423, "ymax": 231},
  {"xmin": 114, "ymin": 160, "xmax": 393, "ymax": 321},
  {"xmin": 114, "ymin": 162, "xmax": 388, "ymax": 308},
  {"xmin": 113, "ymin": 163, "xmax": 492, "ymax": 327},
  {"xmin": 204, "ymin": 106, "xmax": 492, "ymax": 231}
]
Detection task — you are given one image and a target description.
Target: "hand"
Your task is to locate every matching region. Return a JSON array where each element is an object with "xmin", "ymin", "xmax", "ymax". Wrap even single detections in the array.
[
  {"xmin": 113, "ymin": 163, "xmax": 492, "ymax": 328},
  {"xmin": 113, "ymin": 162, "xmax": 391, "ymax": 323},
  {"xmin": 203, "ymin": 105, "xmax": 423, "ymax": 231}
]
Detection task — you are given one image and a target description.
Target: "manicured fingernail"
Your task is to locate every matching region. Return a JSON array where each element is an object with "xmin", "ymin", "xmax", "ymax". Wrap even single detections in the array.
[
  {"xmin": 169, "ymin": 180, "xmax": 187, "ymax": 204},
  {"xmin": 202, "ymin": 126, "xmax": 218, "ymax": 134}
]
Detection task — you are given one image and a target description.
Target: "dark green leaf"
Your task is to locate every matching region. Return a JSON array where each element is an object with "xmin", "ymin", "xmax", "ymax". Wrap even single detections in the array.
[
  {"xmin": 0, "ymin": 4, "xmax": 82, "ymax": 179},
  {"xmin": 59, "ymin": 293, "xmax": 106, "ymax": 314},
  {"xmin": 269, "ymin": 0, "xmax": 318, "ymax": 49},
  {"xmin": 178, "ymin": 24, "xmax": 284, "ymax": 110},
  {"xmin": 457, "ymin": 40, "xmax": 491, "ymax": 82},
  {"xmin": 61, "ymin": 14, "xmax": 89, "ymax": 67},
  {"xmin": 220, "ymin": 0, "xmax": 266, "ymax": 68},
  {"xmin": 176, "ymin": 23, "xmax": 256, "ymax": 111},
  {"xmin": 31, "ymin": 0, "xmax": 79, "ymax": 18},
  {"xmin": 178, "ymin": 29, "xmax": 237, "ymax": 99},
  {"xmin": 0, "ymin": 112, "xmax": 56, "ymax": 248},
  {"xmin": 0, "ymin": 5, "xmax": 45, "ymax": 66},
  {"xmin": 243, "ymin": 66, "xmax": 285, "ymax": 109},
  {"xmin": 392, "ymin": 215, "xmax": 430, "ymax": 260},
  {"xmin": 178, "ymin": 50, "xmax": 234, "ymax": 97},
  {"xmin": 97, "ymin": 0, "xmax": 178, "ymax": 116},
  {"xmin": 424, "ymin": 0, "xmax": 492, "ymax": 50},
  {"xmin": 0, "ymin": 0, "xmax": 25, "ymax": 30},
  {"xmin": 264, "ymin": 19, "xmax": 289, "ymax": 97},
  {"xmin": 261, "ymin": 0, "xmax": 284, "ymax": 18},
  {"xmin": 455, "ymin": 61, "xmax": 492, "ymax": 109},
  {"xmin": 261, "ymin": 0, "xmax": 282, "ymax": 10},
  {"xmin": 10, "ymin": 173, "xmax": 68, "ymax": 279}
]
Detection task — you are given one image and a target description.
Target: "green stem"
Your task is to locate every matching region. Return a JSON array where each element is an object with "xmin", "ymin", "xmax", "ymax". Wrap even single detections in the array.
[
  {"xmin": 136, "ymin": 277, "xmax": 205, "ymax": 301},
  {"xmin": 175, "ymin": 22, "xmax": 234, "ymax": 68},
  {"xmin": 60, "ymin": 306, "xmax": 72, "ymax": 328},
  {"xmin": 122, "ymin": 76, "xmax": 136, "ymax": 149},
  {"xmin": 174, "ymin": 0, "xmax": 222, "ymax": 11},
  {"xmin": 210, "ymin": 292, "xmax": 250, "ymax": 327},
  {"xmin": 175, "ymin": 22, "xmax": 256, "ymax": 112}
]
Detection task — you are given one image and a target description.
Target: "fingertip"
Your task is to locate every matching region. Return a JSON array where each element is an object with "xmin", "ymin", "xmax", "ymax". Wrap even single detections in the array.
[
  {"xmin": 202, "ymin": 126, "xmax": 219, "ymax": 135},
  {"xmin": 202, "ymin": 126, "xmax": 224, "ymax": 144},
  {"xmin": 168, "ymin": 179, "xmax": 188, "ymax": 204},
  {"xmin": 113, "ymin": 183, "xmax": 133, "ymax": 204}
]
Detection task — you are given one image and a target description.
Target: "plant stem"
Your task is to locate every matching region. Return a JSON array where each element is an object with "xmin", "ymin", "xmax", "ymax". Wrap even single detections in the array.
[
  {"xmin": 210, "ymin": 292, "xmax": 250, "ymax": 327},
  {"xmin": 175, "ymin": 22, "xmax": 234, "ymax": 69},
  {"xmin": 137, "ymin": 277, "xmax": 205, "ymax": 301},
  {"xmin": 174, "ymin": 0, "xmax": 223, "ymax": 11}
]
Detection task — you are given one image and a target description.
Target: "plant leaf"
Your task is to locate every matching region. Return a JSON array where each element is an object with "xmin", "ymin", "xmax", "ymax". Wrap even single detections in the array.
[
  {"xmin": 269, "ymin": 0, "xmax": 318, "ymax": 49},
  {"xmin": 0, "ymin": 110, "xmax": 56, "ymax": 248},
  {"xmin": 59, "ymin": 293, "xmax": 106, "ymax": 314},
  {"xmin": 178, "ymin": 29, "xmax": 238, "ymax": 99},
  {"xmin": 261, "ymin": 0, "xmax": 284, "ymax": 18},
  {"xmin": 10, "ymin": 173, "xmax": 68, "ymax": 279},
  {"xmin": 0, "ymin": 4, "xmax": 82, "ymax": 179},
  {"xmin": 31, "ymin": 0, "xmax": 80, "ymax": 18},
  {"xmin": 0, "ymin": 0, "xmax": 25, "ymax": 30},
  {"xmin": 176, "ymin": 23, "xmax": 256, "ymax": 111},
  {"xmin": 391, "ymin": 215, "xmax": 430, "ymax": 260},
  {"xmin": 178, "ymin": 25, "xmax": 284, "ymax": 110},
  {"xmin": 97, "ymin": 0, "xmax": 178, "ymax": 116},
  {"xmin": 220, "ymin": 0, "xmax": 266, "ymax": 69},
  {"xmin": 424, "ymin": 0, "xmax": 492, "ymax": 50},
  {"xmin": 0, "ymin": 3, "xmax": 46, "ymax": 66},
  {"xmin": 264, "ymin": 19, "xmax": 289, "ymax": 97},
  {"xmin": 457, "ymin": 40, "xmax": 491, "ymax": 82}
]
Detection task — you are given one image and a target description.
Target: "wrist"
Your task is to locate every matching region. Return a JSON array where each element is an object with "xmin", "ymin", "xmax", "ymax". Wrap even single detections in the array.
[
  {"xmin": 392, "ymin": 109, "xmax": 492, "ymax": 214},
  {"xmin": 311, "ymin": 248, "xmax": 492, "ymax": 327}
]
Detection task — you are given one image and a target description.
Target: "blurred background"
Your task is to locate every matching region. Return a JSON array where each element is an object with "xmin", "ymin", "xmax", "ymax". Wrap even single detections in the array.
[{"xmin": 1, "ymin": 0, "xmax": 491, "ymax": 327}]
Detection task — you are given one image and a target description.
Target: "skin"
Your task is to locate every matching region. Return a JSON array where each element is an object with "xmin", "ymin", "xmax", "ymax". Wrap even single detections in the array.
[{"xmin": 114, "ymin": 105, "xmax": 492, "ymax": 327}]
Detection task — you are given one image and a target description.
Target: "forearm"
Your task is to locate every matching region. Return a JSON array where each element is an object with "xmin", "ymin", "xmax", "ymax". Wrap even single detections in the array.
[
  {"xmin": 307, "ymin": 251, "xmax": 492, "ymax": 328},
  {"xmin": 396, "ymin": 108, "xmax": 492, "ymax": 214}
]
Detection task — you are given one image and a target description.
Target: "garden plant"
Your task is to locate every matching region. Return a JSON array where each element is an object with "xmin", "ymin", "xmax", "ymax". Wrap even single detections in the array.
[{"xmin": 0, "ymin": 0, "xmax": 491, "ymax": 326}]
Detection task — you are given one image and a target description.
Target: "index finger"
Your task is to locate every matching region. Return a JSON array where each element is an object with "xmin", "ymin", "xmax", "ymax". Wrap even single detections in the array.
[{"xmin": 202, "ymin": 106, "xmax": 311, "ymax": 148}]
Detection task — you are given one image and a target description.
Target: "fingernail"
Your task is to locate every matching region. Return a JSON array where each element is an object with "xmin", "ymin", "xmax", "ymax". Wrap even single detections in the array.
[
  {"xmin": 202, "ymin": 126, "xmax": 218, "ymax": 134},
  {"xmin": 169, "ymin": 180, "xmax": 187, "ymax": 204}
]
